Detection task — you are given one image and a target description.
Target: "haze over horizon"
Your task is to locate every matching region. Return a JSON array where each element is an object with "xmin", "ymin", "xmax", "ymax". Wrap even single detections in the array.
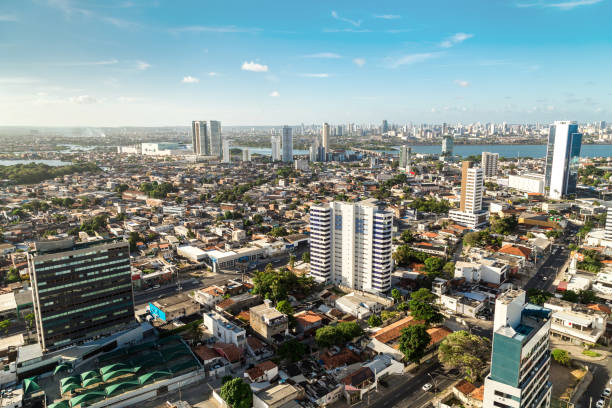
[{"xmin": 1, "ymin": 0, "xmax": 611, "ymax": 127}]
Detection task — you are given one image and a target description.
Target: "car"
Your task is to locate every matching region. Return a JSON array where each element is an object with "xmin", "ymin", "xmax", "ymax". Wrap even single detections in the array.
[
  {"xmin": 596, "ymin": 399, "xmax": 605, "ymax": 408},
  {"xmin": 603, "ymin": 388, "xmax": 611, "ymax": 397},
  {"xmin": 478, "ymin": 315, "xmax": 487, "ymax": 320},
  {"xmin": 422, "ymin": 383, "xmax": 433, "ymax": 392}
]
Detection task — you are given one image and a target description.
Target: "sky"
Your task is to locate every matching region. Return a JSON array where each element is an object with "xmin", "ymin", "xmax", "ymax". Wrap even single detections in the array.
[{"xmin": 0, "ymin": 0, "xmax": 611, "ymax": 126}]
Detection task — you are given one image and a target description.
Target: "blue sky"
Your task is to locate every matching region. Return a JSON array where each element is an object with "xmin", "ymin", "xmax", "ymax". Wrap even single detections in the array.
[{"xmin": 0, "ymin": 0, "xmax": 611, "ymax": 126}]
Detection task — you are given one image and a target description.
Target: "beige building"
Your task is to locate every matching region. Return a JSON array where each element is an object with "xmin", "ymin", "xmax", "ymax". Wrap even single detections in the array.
[{"xmin": 249, "ymin": 300, "xmax": 288, "ymax": 341}]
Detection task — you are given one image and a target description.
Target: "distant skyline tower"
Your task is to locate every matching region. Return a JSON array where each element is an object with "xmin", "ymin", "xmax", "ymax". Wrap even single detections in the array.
[
  {"xmin": 322, "ymin": 123, "xmax": 330, "ymax": 151},
  {"xmin": 481, "ymin": 152, "xmax": 499, "ymax": 177},
  {"xmin": 271, "ymin": 135, "xmax": 281, "ymax": 161},
  {"xmin": 606, "ymin": 207, "xmax": 612, "ymax": 241},
  {"xmin": 399, "ymin": 145, "xmax": 411, "ymax": 170},
  {"xmin": 242, "ymin": 148, "xmax": 250, "ymax": 162},
  {"xmin": 544, "ymin": 120, "xmax": 582, "ymax": 199},
  {"xmin": 382, "ymin": 119, "xmax": 389, "ymax": 133},
  {"xmin": 441, "ymin": 135, "xmax": 454, "ymax": 156},
  {"xmin": 209, "ymin": 120, "xmax": 222, "ymax": 157},
  {"xmin": 222, "ymin": 139, "xmax": 231, "ymax": 163},
  {"xmin": 191, "ymin": 120, "xmax": 209, "ymax": 155},
  {"xmin": 281, "ymin": 125, "xmax": 293, "ymax": 163}
]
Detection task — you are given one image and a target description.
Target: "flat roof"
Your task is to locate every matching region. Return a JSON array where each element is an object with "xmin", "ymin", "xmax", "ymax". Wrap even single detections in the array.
[
  {"xmin": 0, "ymin": 292, "xmax": 16, "ymax": 313},
  {"xmin": 0, "ymin": 333, "xmax": 24, "ymax": 351}
]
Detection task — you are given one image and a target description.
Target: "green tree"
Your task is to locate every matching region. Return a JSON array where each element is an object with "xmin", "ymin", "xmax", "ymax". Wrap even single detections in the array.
[
  {"xmin": 391, "ymin": 288, "xmax": 402, "ymax": 303},
  {"xmin": 128, "ymin": 231, "xmax": 142, "ymax": 252},
  {"xmin": 315, "ymin": 326, "xmax": 343, "ymax": 348},
  {"xmin": 0, "ymin": 319, "xmax": 10, "ymax": 334},
  {"xmin": 397, "ymin": 302, "xmax": 410, "ymax": 312},
  {"xmin": 220, "ymin": 378, "xmax": 252, "ymax": 408},
  {"xmin": 277, "ymin": 339, "xmax": 307, "ymax": 362},
  {"xmin": 368, "ymin": 314, "xmax": 383, "ymax": 327},
  {"xmin": 527, "ymin": 289, "xmax": 552, "ymax": 306},
  {"xmin": 269, "ymin": 227, "xmax": 289, "ymax": 237},
  {"xmin": 24, "ymin": 313, "xmax": 34, "ymax": 329},
  {"xmin": 6, "ymin": 268, "xmax": 20, "ymax": 283},
  {"xmin": 411, "ymin": 288, "xmax": 436, "ymax": 304},
  {"xmin": 424, "ymin": 257, "xmax": 444, "ymax": 276},
  {"xmin": 301, "ymin": 251, "xmax": 310, "ymax": 263},
  {"xmin": 401, "ymin": 230, "xmax": 414, "ymax": 243},
  {"xmin": 410, "ymin": 301, "xmax": 444, "ymax": 325},
  {"xmin": 188, "ymin": 322, "xmax": 203, "ymax": 344},
  {"xmin": 551, "ymin": 349, "xmax": 571, "ymax": 366},
  {"xmin": 438, "ymin": 331, "xmax": 491, "ymax": 382},
  {"xmin": 398, "ymin": 324, "xmax": 431, "ymax": 363},
  {"xmin": 561, "ymin": 290, "xmax": 579, "ymax": 303},
  {"xmin": 443, "ymin": 261, "xmax": 455, "ymax": 277},
  {"xmin": 276, "ymin": 300, "xmax": 294, "ymax": 316},
  {"xmin": 289, "ymin": 254, "xmax": 296, "ymax": 269}
]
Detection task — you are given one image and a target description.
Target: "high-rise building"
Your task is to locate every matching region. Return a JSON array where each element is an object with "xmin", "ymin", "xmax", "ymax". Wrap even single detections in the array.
[
  {"xmin": 483, "ymin": 289, "xmax": 552, "ymax": 408},
  {"xmin": 449, "ymin": 161, "xmax": 488, "ymax": 229},
  {"xmin": 209, "ymin": 120, "xmax": 222, "ymax": 157},
  {"xmin": 271, "ymin": 135, "xmax": 281, "ymax": 162},
  {"xmin": 28, "ymin": 239, "xmax": 134, "ymax": 351},
  {"xmin": 482, "ymin": 152, "xmax": 499, "ymax": 177},
  {"xmin": 222, "ymin": 139, "xmax": 231, "ymax": 163},
  {"xmin": 242, "ymin": 148, "xmax": 250, "ymax": 162},
  {"xmin": 309, "ymin": 199, "xmax": 393, "ymax": 294},
  {"xmin": 191, "ymin": 120, "xmax": 209, "ymax": 155},
  {"xmin": 322, "ymin": 123, "xmax": 330, "ymax": 151},
  {"xmin": 544, "ymin": 121, "xmax": 582, "ymax": 199},
  {"xmin": 441, "ymin": 136, "xmax": 454, "ymax": 156},
  {"xmin": 399, "ymin": 145, "xmax": 411, "ymax": 170},
  {"xmin": 382, "ymin": 120, "xmax": 389, "ymax": 134},
  {"xmin": 281, "ymin": 125, "xmax": 293, "ymax": 163},
  {"xmin": 605, "ymin": 207, "xmax": 612, "ymax": 241}
]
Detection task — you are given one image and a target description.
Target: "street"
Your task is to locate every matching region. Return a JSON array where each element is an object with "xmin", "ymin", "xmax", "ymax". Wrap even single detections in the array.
[
  {"xmin": 576, "ymin": 360, "xmax": 612, "ymax": 408},
  {"xmin": 525, "ymin": 245, "xmax": 571, "ymax": 292}
]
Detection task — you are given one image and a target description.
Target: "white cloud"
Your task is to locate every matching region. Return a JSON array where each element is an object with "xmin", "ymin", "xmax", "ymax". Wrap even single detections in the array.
[
  {"xmin": 331, "ymin": 10, "xmax": 362, "ymax": 27},
  {"xmin": 454, "ymin": 80, "xmax": 470, "ymax": 87},
  {"xmin": 0, "ymin": 14, "xmax": 18, "ymax": 22},
  {"xmin": 170, "ymin": 25, "xmax": 261, "ymax": 34},
  {"xmin": 353, "ymin": 58, "xmax": 366, "ymax": 67},
  {"xmin": 299, "ymin": 73, "xmax": 330, "ymax": 78},
  {"xmin": 440, "ymin": 32, "xmax": 474, "ymax": 48},
  {"xmin": 386, "ymin": 53, "xmax": 440, "ymax": 68},
  {"xmin": 516, "ymin": 0, "xmax": 601, "ymax": 8},
  {"xmin": 59, "ymin": 59, "xmax": 119, "ymax": 66},
  {"xmin": 269, "ymin": 91, "xmax": 280, "ymax": 97},
  {"xmin": 69, "ymin": 95, "xmax": 97, "ymax": 104},
  {"xmin": 208, "ymin": 72, "xmax": 219, "ymax": 76},
  {"xmin": 374, "ymin": 14, "xmax": 401, "ymax": 19},
  {"xmin": 181, "ymin": 76, "xmax": 199, "ymax": 83},
  {"xmin": 0, "ymin": 77, "xmax": 41, "ymax": 85},
  {"xmin": 241, "ymin": 61, "xmax": 268, "ymax": 72},
  {"xmin": 101, "ymin": 16, "xmax": 139, "ymax": 28},
  {"xmin": 303, "ymin": 52, "xmax": 342, "ymax": 59},
  {"xmin": 136, "ymin": 61, "xmax": 151, "ymax": 70}
]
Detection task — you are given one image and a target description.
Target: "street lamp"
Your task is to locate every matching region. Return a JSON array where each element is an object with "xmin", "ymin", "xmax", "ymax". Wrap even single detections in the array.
[{"xmin": 428, "ymin": 373, "xmax": 439, "ymax": 408}]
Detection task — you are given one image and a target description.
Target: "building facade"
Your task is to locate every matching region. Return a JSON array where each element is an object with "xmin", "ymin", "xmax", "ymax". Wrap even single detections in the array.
[
  {"xmin": 508, "ymin": 174, "xmax": 545, "ymax": 194},
  {"xmin": 442, "ymin": 136, "xmax": 454, "ymax": 156},
  {"xmin": 449, "ymin": 161, "xmax": 488, "ymax": 229},
  {"xmin": 222, "ymin": 139, "xmax": 231, "ymax": 163},
  {"xmin": 191, "ymin": 120, "xmax": 209, "ymax": 155},
  {"xmin": 544, "ymin": 121, "xmax": 582, "ymax": 199},
  {"xmin": 322, "ymin": 123, "xmax": 330, "ymax": 151},
  {"xmin": 482, "ymin": 152, "xmax": 499, "ymax": 177},
  {"xmin": 399, "ymin": 145, "xmax": 412, "ymax": 170},
  {"xmin": 483, "ymin": 290, "xmax": 552, "ymax": 408},
  {"xmin": 28, "ymin": 239, "xmax": 135, "ymax": 351},
  {"xmin": 271, "ymin": 135, "xmax": 281, "ymax": 162},
  {"xmin": 281, "ymin": 126, "xmax": 293, "ymax": 163},
  {"xmin": 309, "ymin": 199, "xmax": 393, "ymax": 294},
  {"xmin": 606, "ymin": 207, "xmax": 612, "ymax": 241},
  {"xmin": 209, "ymin": 120, "xmax": 222, "ymax": 157}
]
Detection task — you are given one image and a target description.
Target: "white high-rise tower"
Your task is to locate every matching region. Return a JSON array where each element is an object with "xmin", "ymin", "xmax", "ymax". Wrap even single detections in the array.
[
  {"xmin": 482, "ymin": 152, "xmax": 499, "ymax": 177},
  {"xmin": 544, "ymin": 121, "xmax": 582, "ymax": 199},
  {"xmin": 281, "ymin": 125, "xmax": 293, "ymax": 163}
]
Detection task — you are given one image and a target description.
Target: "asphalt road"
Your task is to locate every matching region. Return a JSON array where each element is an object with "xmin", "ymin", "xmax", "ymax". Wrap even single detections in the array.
[
  {"xmin": 525, "ymin": 245, "xmax": 571, "ymax": 291},
  {"xmin": 576, "ymin": 360, "xmax": 612, "ymax": 408}
]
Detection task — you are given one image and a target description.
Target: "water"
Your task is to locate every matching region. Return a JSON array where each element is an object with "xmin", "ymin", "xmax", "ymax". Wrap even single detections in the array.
[
  {"xmin": 0, "ymin": 159, "xmax": 72, "ymax": 166},
  {"xmin": 237, "ymin": 144, "xmax": 612, "ymax": 158}
]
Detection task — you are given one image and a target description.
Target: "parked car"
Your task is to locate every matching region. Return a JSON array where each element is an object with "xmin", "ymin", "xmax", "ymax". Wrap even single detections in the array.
[
  {"xmin": 422, "ymin": 383, "xmax": 433, "ymax": 392},
  {"xmin": 596, "ymin": 399, "xmax": 605, "ymax": 408},
  {"xmin": 603, "ymin": 388, "xmax": 611, "ymax": 397}
]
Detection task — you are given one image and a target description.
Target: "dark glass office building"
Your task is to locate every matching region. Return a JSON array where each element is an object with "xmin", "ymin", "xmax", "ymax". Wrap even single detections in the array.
[{"xmin": 28, "ymin": 239, "xmax": 134, "ymax": 351}]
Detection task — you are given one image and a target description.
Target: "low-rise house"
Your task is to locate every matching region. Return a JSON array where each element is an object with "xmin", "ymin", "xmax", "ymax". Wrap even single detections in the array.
[
  {"xmin": 149, "ymin": 293, "xmax": 200, "ymax": 322},
  {"xmin": 203, "ymin": 311, "xmax": 247, "ymax": 349},
  {"xmin": 544, "ymin": 298, "xmax": 608, "ymax": 345},
  {"xmin": 253, "ymin": 383, "xmax": 304, "ymax": 408},
  {"xmin": 342, "ymin": 367, "xmax": 375, "ymax": 405},
  {"xmin": 250, "ymin": 300, "xmax": 289, "ymax": 342},
  {"xmin": 335, "ymin": 292, "xmax": 384, "ymax": 319},
  {"xmin": 454, "ymin": 258, "xmax": 509, "ymax": 285},
  {"xmin": 245, "ymin": 360, "xmax": 278, "ymax": 383},
  {"xmin": 294, "ymin": 310, "xmax": 324, "ymax": 335}
]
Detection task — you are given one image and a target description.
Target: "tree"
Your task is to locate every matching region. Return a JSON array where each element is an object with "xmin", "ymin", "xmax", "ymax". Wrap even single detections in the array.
[
  {"xmin": 398, "ymin": 324, "xmax": 431, "ymax": 363},
  {"xmin": 368, "ymin": 314, "xmax": 383, "ymax": 327},
  {"xmin": 6, "ymin": 268, "xmax": 20, "ymax": 283},
  {"xmin": 409, "ymin": 301, "xmax": 443, "ymax": 325},
  {"xmin": 289, "ymin": 254, "xmax": 296, "ymax": 269},
  {"xmin": 315, "ymin": 322, "xmax": 363, "ymax": 347},
  {"xmin": 401, "ymin": 230, "xmax": 414, "ymax": 243},
  {"xmin": 220, "ymin": 378, "xmax": 252, "ymax": 408},
  {"xmin": 24, "ymin": 313, "xmax": 34, "ymax": 329},
  {"xmin": 397, "ymin": 302, "xmax": 409, "ymax": 312},
  {"xmin": 578, "ymin": 289, "xmax": 598, "ymax": 304},
  {"xmin": 301, "ymin": 251, "xmax": 310, "ymax": 263},
  {"xmin": 527, "ymin": 288, "xmax": 552, "ymax": 306},
  {"xmin": 278, "ymin": 339, "xmax": 307, "ymax": 362},
  {"xmin": 128, "ymin": 231, "xmax": 142, "ymax": 252},
  {"xmin": 188, "ymin": 322, "xmax": 203, "ymax": 344},
  {"xmin": 424, "ymin": 257, "xmax": 444, "ymax": 276},
  {"xmin": 561, "ymin": 290, "xmax": 579, "ymax": 303},
  {"xmin": 411, "ymin": 288, "xmax": 436, "ymax": 304},
  {"xmin": 276, "ymin": 300, "xmax": 294, "ymax": 316},
  {"xmin": 438, "ymin": 331, "xmax": 491, "ymax": 382},
  {"xmin": 443, "ymin": 261, "xmax": 455, "ymax": 277},
  {"xmin": 391, "ymin": 288, "xmax": 402, "ymax": 303},
  {"xmin": 551, "ymin": 349, "xmax": 571, "ymax": 366},
  {"xmin": 0, "ymin": 319, "xmax": 10, "ymax": 334}
]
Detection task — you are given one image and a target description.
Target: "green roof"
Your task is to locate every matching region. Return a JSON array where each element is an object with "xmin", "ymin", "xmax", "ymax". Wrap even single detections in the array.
[
  {"xmin": 165, "ymin": 349, "xmax": 191, "ymax": 361},
  {"xmin": 104, "ymin": 380, "xmax": 140, "ymax": 397},
  {"xmin": 101, "ymin": 368, "xmax": 135, "ymax": 382},
  {"xmin": 60, "ymin": 376, "xmax": 80, "ymax": 387},
  {"xmin": 128, "ymin": 351, "xmax": 162, "ymax": 367},
  {"xmin": 24, "ymin": 378, "xmax": 41, "ymax": 395},
  {"xmin": 160, "ymin": 344, "xmax": 188, "ymax": 359},
  {"xmin": 138, "ymin": 370, "xmax": 171, "ymax": 385},
  {"xmin": 80, "ymin": 371, "xmax": 99, "ymax": 382},
  {"xmin": 69, "ymin": 391, "xmax": 106, "ymax": 407},
  {"xmin": 100, "ymin": 363, "xmax": 128, "ymax": 376},
  {"xmin": 53, "ymin": 364, "xmax": 70, "ymax": 376},
  {"xmin": 81, "ymin": 377, "xmax": 103, "ymax": 388},
  {"xmin": 97, "ymin": 349, "xmax": 127, "ymax": 363},
  {"xmin": 158, "ymin": 335, "xmax": 181, "ymax": 344},
  {"xmin": 127, "ymin": 341, "xmax": 156, "ymax": 354},
  {"xmin": 60, "ymin": 382, "xmax": 80, "ymax": 395},
  {"xmin": 169, "ymin": 360, "xmax": 199, "ymax": 374}
]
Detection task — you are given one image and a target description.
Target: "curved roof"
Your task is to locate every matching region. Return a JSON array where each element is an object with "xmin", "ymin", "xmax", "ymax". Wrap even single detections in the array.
[
  {"xmin": 24, "ymin": 378, "xmax": 40, "ymax": 395},
  {"xmin": 60, "ymin": 376, "xmax": 80, "ymax": 387},
  {"xmin": 81, "ymin": 377, "xmax": 102, "ymax": 388},
  {"xmin": 60, "ymin": 382, "xmax": 79, "ymax": 395},
  {"xmin": 48, "ymin": 401, "xmax": 70, "ymax": 408},
  {"xmin": 102, "ymin": 368, "xmax": 135, "ymax": 382},
  {"xmin": 100, "ymin": 363, "xmax": 128, "ymax": 376},
  {"xmin": 98, "ymin": 349, "xmax": 127, "ymax": 363},
  {"xmin": 165, "ymin": 349, "xmax": 191, "ymax": 361},
  {"xmin": 104, "ymin": 380, "xmax": 140, "ymax": 397},
  {"xmin": 53, "ymin": 364, "xmax": 70, "ymax": 376},
  {"xmin": 169, "ymin": 360, "xmax": 199, "ymax": 374},
  {"xmin": 80, "ymin": 371, "xmax": 99, "ymax": 381},
  {"xmin": 138, "ymin": 370, "xmax": 171, "ymax": 385},
  {"xmin": 129, "ymin": 351, "xmax": 162, "ymax": 367},
  {"xmin": 158, "ymin": 335, "xmax": 181, "ymax": 344},
  {"xmin": 69, "ymin": 391, "xmax": 106, "ymax": 407},
  {"xmin": 127, "ymin": 341, "xmax": 155, "ymax": 354}
]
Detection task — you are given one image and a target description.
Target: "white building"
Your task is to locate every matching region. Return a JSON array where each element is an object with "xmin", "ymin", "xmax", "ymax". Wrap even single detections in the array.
[
  {"xmin": 242, "ymin": 148, "xmax": 251, "ymax": 162},
  {"xmin": 203, "ymin": 311, "xmax": 246, "ymax": 349},
  {"xmin": 543, "ymin": 298, "xmax": 607, "ymax": 345},
  {"xmin": 335, "ymin": 292, "xmax": 384, "ymax": 319},
  {"xmin": 322, "ymin": 123, "xmax": 330, "ymax": 151},
  {"xmin": 281, "ymin": 126, "xmax": 293, "ymax": 163},
  {"xmin": 192, "ymin": 120, "xmax": 208, "ymax": 155},
  {"xmin": 454, "ymin": 259, "xmax": 509, "ymax": 285},
  {"xmin": 222, "ymin": 139, "xmax": 231, "ymax": 163},
  {"xmin": 606, "ymin": 207, "xmax": 612, "ymax": 240},
  {"xmin": 141, "ymin": 142, "xmax": 190, "ymax": 156},
  {"xmin": 544, "ymin": 121, "xmax": 582, "ymax": 199},
  {"xmin": 209, "ymin": 120, "xmax": 222, "ymax": 157},
  {"xmin": 309, "ymin": 199, "xmax": 393, "ymax": 294},
  {"xmin": 483, "ymin": 290, "xmax": 552, "ymax": 408},
  {"xmin": 508, "ymin": 174, "xmax": 545, "ymax": 194},
  {"xmin": 449, "ymin": 161, "xmax": 488, "ymax": 229},
  {"xmin": 294, "ymin": 159, "xmax": 309, "ymax": 171},
  {"xmin": 270, "ymin": 135, "xmax": 281, "ymax": 162},
  {"xmin": 481, "ymin": 152, "xmax": 499, "ymax": 177}
]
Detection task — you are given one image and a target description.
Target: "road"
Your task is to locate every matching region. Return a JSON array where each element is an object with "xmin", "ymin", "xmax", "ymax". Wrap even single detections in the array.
[
  {"xmin": 576, "ymin": 359, "xmax": 612, "ymax": 408},
  {"xmin": 525, "ymin": 245, "xmax": 571, "ymax": 292}
]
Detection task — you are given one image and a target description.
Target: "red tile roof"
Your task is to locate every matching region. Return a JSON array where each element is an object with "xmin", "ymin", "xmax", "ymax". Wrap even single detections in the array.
[
  {"xmin": 427, "ymin": 326, "xmax": 452, "ymax": 346},
  {"xmin": 588, "ymin": 304, "xmax": 612, "ymax": 314},
  {"xmin": 192, "ymin": 345, "xmax": 221, "ymax": 362},
  {"xmin": 213, "ymin": 343, "xmax": 242, "ymax": 363},
  {"xmin": 454, "ymin": 380, "xmax": 476, "ymax": 396},
  {"xmin": 320, "ymin": 348, "xmax": 361, "ymax": 369},
  {"xmin": 371, "ymin": 316, "xmax": 423, "ymax": 344},
  {"xmin": 498, "ymin": 245, "xmax": 531, "ymax": 258}
]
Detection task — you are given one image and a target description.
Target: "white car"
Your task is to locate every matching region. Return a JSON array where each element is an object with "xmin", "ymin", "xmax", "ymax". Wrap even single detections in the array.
[
  {"xmin": 603, "ymin": 388, "xmax": 611, "ymax": 397},
  {"xmin": 422, "ymin": 383, "xmax": 433, "ymax": 392},
  {"xmin": 596, "ymin": 399, "xmax": 605, "ymax": 408}
]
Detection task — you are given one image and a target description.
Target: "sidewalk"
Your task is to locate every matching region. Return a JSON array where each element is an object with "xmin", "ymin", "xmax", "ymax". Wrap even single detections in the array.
[{"xmin": 551, "ymin": 339, "xmax": 610, "ymax": 362}]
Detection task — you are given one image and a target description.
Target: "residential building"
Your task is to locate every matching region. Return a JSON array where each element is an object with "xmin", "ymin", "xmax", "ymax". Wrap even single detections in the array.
[
  {"xmin": 508, "ymin": 174, "xmax": 545, "ymax": 194},
  {"xmin": 481, "ymin": 152, "xmax": 499, "ymax": 177},
  {"xmin": 203, "ymin": 311, "xmax": 247, "ymax": 349},
  {"xmin": 442, "ymin": 136, "xmax": 454, "ymax": 156},
  {"xmin": 454, "ymin": 259, "xmax": 509, "ymax": 285},
  {"xmin": 399, "ymin": 145, "xmax": 412, "ymax": 170},
  {"xmin": 249, "ymin": 300, "xmax": 288, "ymax": 341},
  {"xmin": 245, "ymin": 360, "xmax": 278, "ymax": 383},
  {"xmin": 27, "ymin": 239, "xmax": 135, "ymax": 351},
  {"xmin": 242, "ymin": 148, "xmax": 251, "ymax": 162},
  {"xmin": 449, "ymin": 161, "xmax": 488, "ymax": 229},
  {"xmin": 281, "ymin": 125, "xmax": 293, "ymax": 163},
  {"xmin": 335, "ymin": 292, "xmax": 383, "ymax": 319},
  {"xmin": 149, "ymin": 293, "xmax": 200, "ymax": 322},
  {"xmin": 322, "ymin": 123, "xmax": 330, "ymax": 151},
  {"xmin": 222, "ymin": 139, "xmax": 231, "ymax": 163},
  {"xmin": 543, "ymin": 298, "xmax": 607, "ymax": 345},
  {"xmin": 382, "ymin": 119, "xmax": 389, "ymax": 133},
  {"xmin": 271, "ymin": 135, "xmax": 281, "ymax": 162},
  {"xmin": 606, "ymin": 207, "xmax": 612, "ymax": 241},
  {"xmin": 209, "ymin": 120, "xmax": 222, "ymax": 157},
  {"xmin": 253, "ymin": 383, "xmax": 304, "ymax": 408},
  {"xmin": 309, "ymin": 198, "xmax": 393, "ymax": 294},
  {"xmin": 544, "ymin": 120, "xmax": 582, "ymax": 199},
  {"xmin": 191, "ymin": 120, "xmax": 209, "ymax": 155},
  {"xmin": 483, "ymin": 289, "xmax": 552, "ymax": 408}
]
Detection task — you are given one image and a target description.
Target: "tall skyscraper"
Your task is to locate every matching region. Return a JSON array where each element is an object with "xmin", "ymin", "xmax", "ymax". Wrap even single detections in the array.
[
  {"xmin": 191, "ymin": 120, "xmax": 209, "ymax": 155},
  {"xmin": 441, "ymin": 135, "xmax": 454, "ymax": 156},
  {"xmin": 322, "ymin": 123, "xmax": 330, "ymax": 151},
  {"xmin": 28, "ymin": 239, "xmax": 134, "ymax": 351},
  {"xmin": 309, "ymin": 199, "xmax": 393, "ymax": 294},
  {"xmin": 222, "ymin": 139, "xmax": 231, "ymax": 163},
  {"xmin": 483, "ymin": 289, "xmax": 552, "ymax": 408},
  {"xmin": 281, "ymin": 125, "xmax": 293, "ymax": 163},
  {"xmin": 449, "ymin": 161, "xmax": 488, "ymax": 229},
  {"xmin": 271, "ymin": 135, "xmax": 281, "ymax": 162},
  {"xmin": 382, "ymin": 120, "xmax": 389, "ymax": 133},
  {"xmin": 399, "ymin": 145, "xmax": 412, "ymax": 170},
  {"xmin": 482, "ymin": 152, "xmax": 499, "ymax": 177},
  {"xmin": 544, "ymin": 121, "xmax": 582, "ymax": 199},
  {"xmin": 242, "ymin": 148, "xmax": 250, "ymax": 162},
  {"xmin": 605, "ymin": 207, "xmax": 612, "ymax": 241},
  {"xmin": 209, "ymin": 120, "xmax": 222, "ymax": 157}
]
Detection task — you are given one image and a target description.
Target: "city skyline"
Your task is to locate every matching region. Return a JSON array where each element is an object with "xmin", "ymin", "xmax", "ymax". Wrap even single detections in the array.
[{"xmin": 1, "ymin": 0, "xmax": 611, "ymax": 126}]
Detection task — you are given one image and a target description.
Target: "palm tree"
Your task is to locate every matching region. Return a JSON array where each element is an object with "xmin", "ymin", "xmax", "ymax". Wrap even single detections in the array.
[{"xmin": 188, "ymin": 323, "xmax": 203, "ymax": 345}]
